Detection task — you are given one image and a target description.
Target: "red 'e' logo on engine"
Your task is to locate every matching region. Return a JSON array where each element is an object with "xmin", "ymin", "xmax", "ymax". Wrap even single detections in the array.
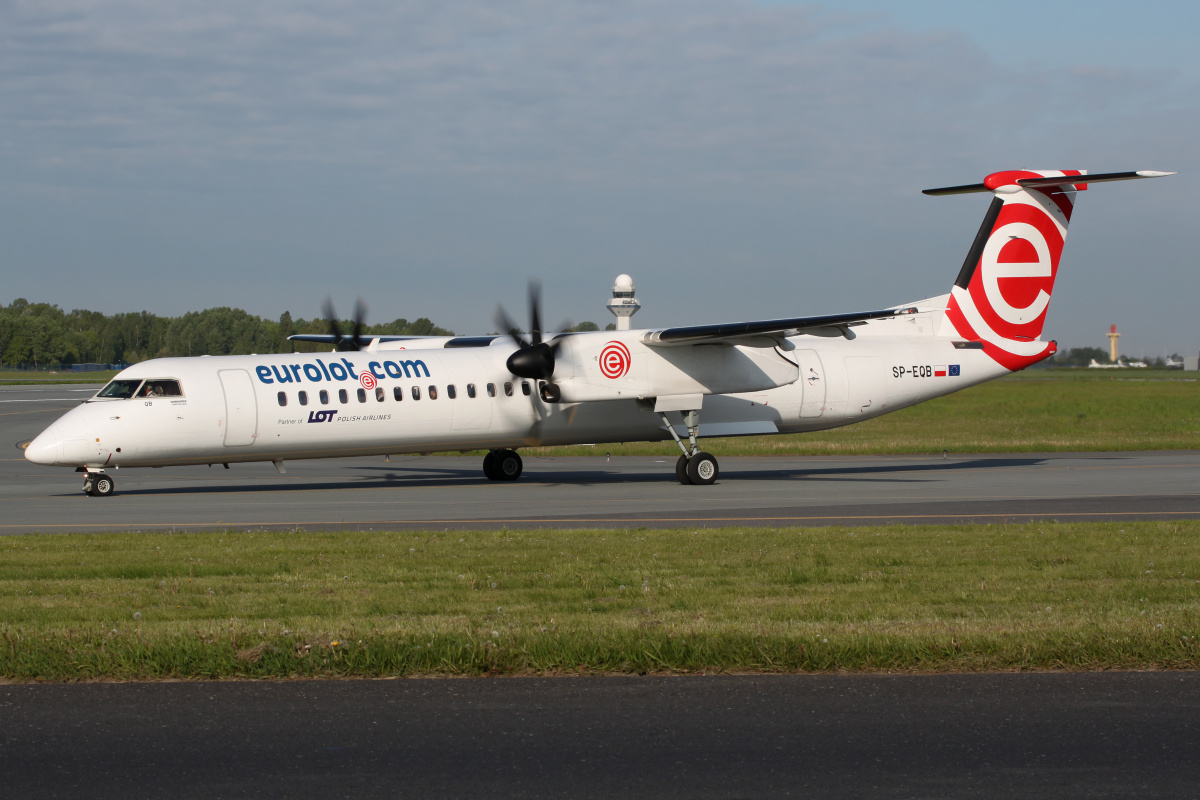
[{"xmin": 599, "ymin": 341, "xmax": 631, "ymax": 379}]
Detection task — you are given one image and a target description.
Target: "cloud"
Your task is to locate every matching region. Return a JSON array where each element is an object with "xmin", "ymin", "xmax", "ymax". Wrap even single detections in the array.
[
  {"xmin": 1, "ymin": 1, "xmax": 1002, "ymax": 186},
  {"xmin": 0, "ymin": 0, "xmax": 1194, "ymax": 352}
]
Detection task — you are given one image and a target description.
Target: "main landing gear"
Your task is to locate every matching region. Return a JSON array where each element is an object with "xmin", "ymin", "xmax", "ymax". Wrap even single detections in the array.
[
  {"xmin": 82, "ymin": 472, "xmax": 115, "ymax": 497},
  {"xmin": 662, "ymin": 409, "xmax": 719, "ymax": 486},
  {"xmin": 483, "ymin": 449, "xmax": 523, "ymax": 481}
]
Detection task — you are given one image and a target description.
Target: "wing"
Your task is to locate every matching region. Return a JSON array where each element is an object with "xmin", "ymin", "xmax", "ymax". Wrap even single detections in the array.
[
  {"xmin": 287, "ymin": 334, "xmax": 428, "ymax": 345},
  {"xmin": 640, "ymin": 306, "xmax": 918, "ymax": 347}
]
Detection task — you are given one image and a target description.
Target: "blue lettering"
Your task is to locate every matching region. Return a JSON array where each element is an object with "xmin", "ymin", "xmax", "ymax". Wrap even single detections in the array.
[
  {"xmin": 256, "ymin": 366, "xmax": 274, "ymax": 384},
  {"xmin": 303, "ymin": 364, "xmax": 323, "ymax": 382},
  {"xmin": 329, "ymin": 362, "xmax": 348, "ymax": 381},
  {"xmin": 341, "ymin": 358, "xmax": 359, "ymax": 379},
  {"xmin": 270, "ymin": 365, "xmax": 294, "ymax": 384},
  {"xmin": 400, "ymin": 359, "xmax": 430, "ymax": 378},
  {"xmin": 289, "ymin": 364, "xmax": 303, "ymax": 382},
  {"xmin": 316, "ymin": 359, "xmax": 332, "ymax": 381},
  {"xmin": 384, "ymin": 360, "xmax": 403, "ymax": 379},
  {"xmin": 369, "ymin": 361, "xmax": 386, "ymax": 379},
  {"xmin": 307, "ymin": 409, "xmax": 338, "ymax": 423}
]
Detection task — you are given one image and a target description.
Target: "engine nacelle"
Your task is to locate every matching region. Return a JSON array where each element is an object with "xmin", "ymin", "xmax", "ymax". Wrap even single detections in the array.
[{"xmin": 553, "ymin": 334, "xmax": 798, "ymax": 403}]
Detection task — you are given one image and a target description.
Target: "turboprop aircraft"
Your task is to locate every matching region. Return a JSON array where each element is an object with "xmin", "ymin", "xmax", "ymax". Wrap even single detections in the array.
[{"xmin": 22, "ymin": 169, "xmax": 1173, "ymax": 496}]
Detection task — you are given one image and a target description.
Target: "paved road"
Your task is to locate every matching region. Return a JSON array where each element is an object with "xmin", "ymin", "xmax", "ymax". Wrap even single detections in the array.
[
  {"xmin": 3, "ymin": 673, "xmax": 1198, "ymax": 799},
  {"xmin": 4, "ymin": 383, "xmax": 1200, "ymax": 532}
]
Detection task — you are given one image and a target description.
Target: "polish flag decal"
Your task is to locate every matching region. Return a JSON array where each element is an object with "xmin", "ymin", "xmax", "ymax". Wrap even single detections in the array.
[{"xmin": 934, "ymin": 365, "xmax": 947, "ymax": 377}]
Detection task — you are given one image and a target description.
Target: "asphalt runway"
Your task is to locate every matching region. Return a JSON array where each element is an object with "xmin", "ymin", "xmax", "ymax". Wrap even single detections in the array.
[
  {"xmin": 5, "ymin": 382, "xmax": 1200, "ymax": 532},
  {"xmin": 6, "ymin": 385, "xmax": 1200, "ymax": 799},
  {"xmin": 3, "ymin": 673, "xmax": 1199, "ymax": 799}
]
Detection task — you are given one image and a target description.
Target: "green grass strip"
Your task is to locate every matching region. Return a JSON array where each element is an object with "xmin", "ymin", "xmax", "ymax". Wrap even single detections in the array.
[
  {"xmin": 3, "ymin": 522, "xmax": 1199, "ymax": 680},
  {"xmin": 531, "ymin": 374, "xmax": 1200, "ymax": 456}
]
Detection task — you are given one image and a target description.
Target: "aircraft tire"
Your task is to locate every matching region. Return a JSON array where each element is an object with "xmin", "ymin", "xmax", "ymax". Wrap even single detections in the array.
[
  {"xmin": 92, "ymin": 475, "xmax": 115, "ymax": 497},
  {"xmin": 685, "ymin": 452, "xmax": 718, "ymax": 486},
  {"xmin": 675, "ymin": 454, "xmax": 692, "ymax": 485},
  {"xmin": 482, "ymin": 451, "xmax": 498, "ymax": 480},
  {"xmin": 495, "ymin": 450, "xmax": 523, "ymax": 481}
]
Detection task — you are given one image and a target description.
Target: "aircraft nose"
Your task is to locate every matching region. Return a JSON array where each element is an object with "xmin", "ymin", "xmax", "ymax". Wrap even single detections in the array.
[{"xmin": 23, "ymin": 428, "xmax": 59, "ymax": 465}]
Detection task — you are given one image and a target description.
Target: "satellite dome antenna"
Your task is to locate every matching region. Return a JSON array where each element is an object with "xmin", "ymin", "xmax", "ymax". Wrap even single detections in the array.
[{"xmin": 606, "ymin": 274, "xmax": 641, "ymax": 331}]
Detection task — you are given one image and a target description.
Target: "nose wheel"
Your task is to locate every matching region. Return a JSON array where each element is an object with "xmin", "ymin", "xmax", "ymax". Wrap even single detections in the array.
[{"xmin": 83, "ymin": 473, "xmax": 115, "ymax": 497}]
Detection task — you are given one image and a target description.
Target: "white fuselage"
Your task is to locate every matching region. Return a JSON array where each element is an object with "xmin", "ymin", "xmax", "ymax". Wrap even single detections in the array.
[{"xmin": 25, "ymin": 305, "xmax": 1010, "ymax": 470}]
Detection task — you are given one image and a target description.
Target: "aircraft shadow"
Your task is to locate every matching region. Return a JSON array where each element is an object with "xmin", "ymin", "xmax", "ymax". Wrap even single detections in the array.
[{"xmin": 46, "ymin": 455, "xmax": 1084, "ymax": 497}]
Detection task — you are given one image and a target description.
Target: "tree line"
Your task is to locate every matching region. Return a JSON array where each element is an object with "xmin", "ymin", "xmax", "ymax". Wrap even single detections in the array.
[{"xmin": 0, "ymin": 299, "xmax": 454, "ymax": 367}]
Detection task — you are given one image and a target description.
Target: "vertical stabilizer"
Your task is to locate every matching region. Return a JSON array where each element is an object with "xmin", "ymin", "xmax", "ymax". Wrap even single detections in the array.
[{"xmin": 925, "ymin": 169, "xmax": 1173, "ymax": 371}]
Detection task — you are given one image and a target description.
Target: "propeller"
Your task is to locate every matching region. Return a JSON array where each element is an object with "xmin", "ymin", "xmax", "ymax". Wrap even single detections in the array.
[
  {"xmin": 322, "ymin": 297, "xmax": 369, "ymax": 352},
  {"xmin": 496, "ymin": 280, "xmax": 571, "ymax": 382}
]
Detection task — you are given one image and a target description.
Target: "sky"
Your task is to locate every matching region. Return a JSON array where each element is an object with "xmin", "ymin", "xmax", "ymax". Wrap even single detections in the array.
[{"xmin": 1, "ymin": 0, "xmax": 1196, "ymax": 357}]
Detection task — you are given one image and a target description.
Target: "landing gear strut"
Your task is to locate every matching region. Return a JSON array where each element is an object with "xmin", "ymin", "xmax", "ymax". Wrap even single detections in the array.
[
  {"xmin": 483, "ymin": 449, "xmax": 523, "ymax": 481},
  {"xmin": 83, "ymin": 472, "xmax": 115, "ymax": 497},
  {"xmin": 662, "ymin": 409, "xmax": 719, "ymax": 486}
]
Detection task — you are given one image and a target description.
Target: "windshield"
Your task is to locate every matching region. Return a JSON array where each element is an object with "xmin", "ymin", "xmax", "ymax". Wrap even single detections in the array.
[{"xmin": 96, "ymin": 379, "xmax": 143, "ymax": 399}]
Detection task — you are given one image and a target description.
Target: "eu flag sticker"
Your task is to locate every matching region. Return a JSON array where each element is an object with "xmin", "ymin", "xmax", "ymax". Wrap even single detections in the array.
[{"xmin": 948, "ymin": 364, "xmax": 960, "ymax": 377}]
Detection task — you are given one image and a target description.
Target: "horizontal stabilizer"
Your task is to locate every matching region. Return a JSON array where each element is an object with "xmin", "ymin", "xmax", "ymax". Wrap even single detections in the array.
[{"xmin": 923, "ymin": 170, "xmax": 1175, "ymax": 196}]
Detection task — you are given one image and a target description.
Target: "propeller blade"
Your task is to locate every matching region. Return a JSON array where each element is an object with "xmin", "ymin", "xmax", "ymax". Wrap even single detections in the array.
[
  {"xmin": 528, "ymin": 279, "xmax": 542, "ymax": 346},
  {"xmin": 495, "ymin": 305, "xmax": 527, "ymax": 349},
  {"xmin": 322, "ymin": 298, "xmax": 343, "ymax": 349},
  {"xmin": 350, "ymin": 297, "xmax": 368, "ymax": 350}
]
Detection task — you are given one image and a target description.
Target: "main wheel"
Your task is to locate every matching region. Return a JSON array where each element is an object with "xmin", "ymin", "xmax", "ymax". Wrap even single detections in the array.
[
  {"xmin": 685, "ymin": 452, "xmax": 718, "ymax": 486},
  {"xmin": 91, "ymin": 474, "xmax": 115, "ymax": 497},
  {"xmin": 494, "ymin": 450, "xmax": 523, "ymax": 481},
  {"xmin": 675, "ymin": 454, "xmax": 692, "ymax": 485},
  {"xmin": 482, "ymin": 451, "xmax": 498, "ymax": 480}
]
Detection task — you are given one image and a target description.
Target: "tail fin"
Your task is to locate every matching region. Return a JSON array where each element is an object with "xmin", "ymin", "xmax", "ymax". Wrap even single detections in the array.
[{"xmin": 927, "ymin": 169, "xmax": 1173, "ymax": 371}]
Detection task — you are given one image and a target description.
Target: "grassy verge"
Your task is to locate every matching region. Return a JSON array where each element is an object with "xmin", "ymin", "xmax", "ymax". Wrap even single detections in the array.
[
  {"xmin": 530, "ymin": 373, "xmax": 1200, "ymax": 456},
  {"xmin": 3, "ymin": 523, "xmax": 1198, "ymax": 680},
  {"xmin": 0, "ymin": 370, "xmax": 116, "ymax": 385}
]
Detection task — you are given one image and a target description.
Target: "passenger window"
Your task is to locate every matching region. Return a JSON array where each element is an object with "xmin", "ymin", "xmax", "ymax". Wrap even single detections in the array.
[
  {"xmin": 447, "ymin": 385, "xmax": 457, "ymax": 399},
  {"xmin": 467, "ymin": 384, "xmax": 476, "ymax": 399},
  {"xmin": 504, "ymin": 381, "xmax": 513, "ymax": 397},
  {"xmin": 428, "ymin": 386, "xmax": 438, "ymax": 400},
  {"xmin": 298, "ymin": 391, "xmax": 308, "ymax": 406},
  {"xmin": 412, "ymin": 386, "xmax": 421, "ymax": 400},
  {"xmin": 394, "ymin": 386, "xmax": 404, "ymax": 401},
  {"xmin": 320, "ymin": 389, "xmax": 329, "ymax": 405},
  {"xmin": 521, "ymin": 381, "xmax": 531, "ymax": 396},
  {"xmin": 487, "ymin": 383, "xmax": 496, "ymax": 398},
  {"xmin": 357, "ymin": 388, "xmax": 367, "ymax": 403},
  {"xmin": 339, "ymin": 389, "xmax": 348, "ymax": 404},
  {"xmin": 375, "ymin": 387, "xmax": 385, "ymax": 402},
  {"xmin": 277, "ymin": 391, "xmax": 287, "ymax": 407}
]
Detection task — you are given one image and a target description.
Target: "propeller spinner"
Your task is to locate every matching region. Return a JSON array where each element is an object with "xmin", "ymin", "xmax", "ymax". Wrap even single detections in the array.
[{"xmin": 496, "ymin": 281, "xmax": 570, "ymax": 381}]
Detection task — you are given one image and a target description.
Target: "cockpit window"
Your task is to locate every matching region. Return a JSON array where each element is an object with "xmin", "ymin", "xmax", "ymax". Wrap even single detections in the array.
[
  {"xmin": 96, "ymin": 380, "xmax": 143, "ymax": 399},
  {"xmin": 137, "ymin": 380, "xmax": 183, "ymax": 397}
]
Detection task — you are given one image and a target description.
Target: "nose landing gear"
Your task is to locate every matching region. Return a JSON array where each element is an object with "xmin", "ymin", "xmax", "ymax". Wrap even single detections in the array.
[{"xmin": 83, "ymin": 472, "xmax": 115, "ymax": 497}]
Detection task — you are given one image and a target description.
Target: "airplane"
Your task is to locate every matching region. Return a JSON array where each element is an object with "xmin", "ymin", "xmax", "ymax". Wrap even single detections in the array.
[
  {"xmin": 22, "ymin": 168, "xmax": 1174, "ymax": 496},
  {"xmin": 1088, "ymin": 358, "xmax": 1124, "ymax": 369}
]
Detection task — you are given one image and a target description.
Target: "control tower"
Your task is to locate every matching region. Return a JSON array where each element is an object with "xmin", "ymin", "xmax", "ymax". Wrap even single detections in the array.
[
  {"xmin": 1107, "ymin": 324, "xmax": 1121, "ymax": 362},
  {"xmin": 606, "ymin": 274, "xmax": 641, "ymax": 331}
]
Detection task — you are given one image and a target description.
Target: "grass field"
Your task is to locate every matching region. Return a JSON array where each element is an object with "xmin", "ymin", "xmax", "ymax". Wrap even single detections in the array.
[
  {"xmin": 3, "ymin": 522, "xmax": 1198, "ymax": 681},
  {"xmin": 0, "ymin": 370, "xmax": 118, "ymax": 385},
  {"xmin": 531, "ymin": 371, "xmax": 1200, "ymax": 456}
]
